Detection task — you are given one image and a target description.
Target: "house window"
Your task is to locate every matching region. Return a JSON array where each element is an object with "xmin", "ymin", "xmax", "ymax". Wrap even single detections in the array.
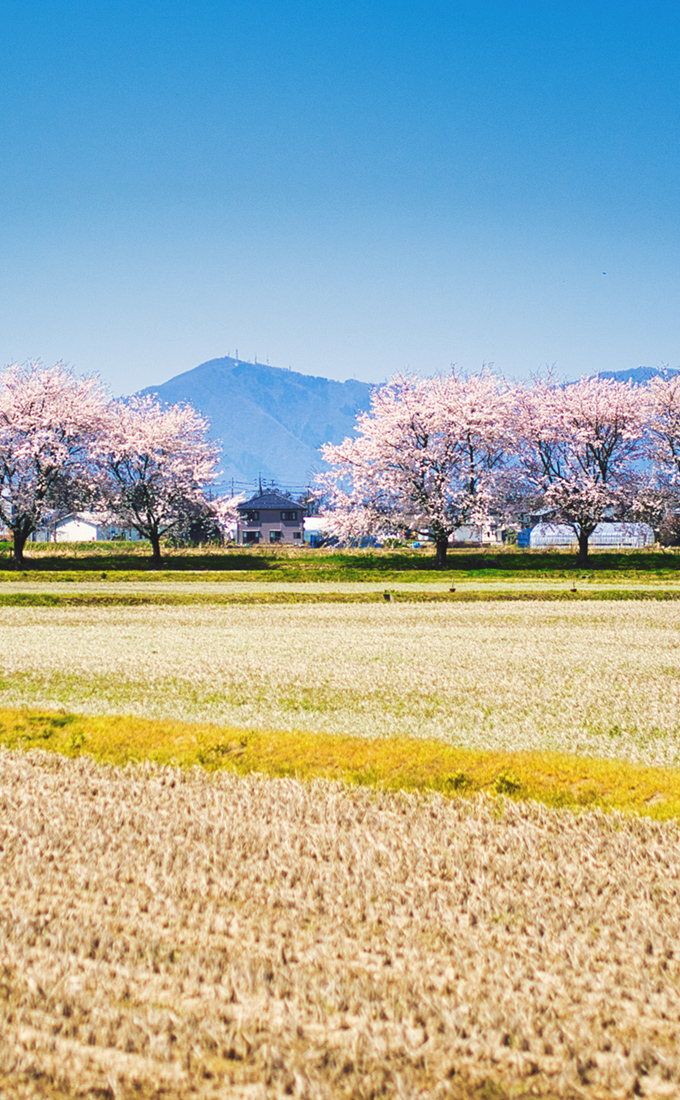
[
  {"xmin": 281, "ymin": 511, "xmax": 297, "ymax": 521},
  {"xmin": 269, "ymin": 530, "xmax": 282, "ymax": 543},
  {"xmin": 244, "ymin": 510, "xmax": 260, "ymax": 522},
  {"xmin": 243, "ymin": 531, "xmax": 260, "ymax": 544},
  {"xmin": 293, "ymin": 532, "xmax": 301, "ymax": 540}
]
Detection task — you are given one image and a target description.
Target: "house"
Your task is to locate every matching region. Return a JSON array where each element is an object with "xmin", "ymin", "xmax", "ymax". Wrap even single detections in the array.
[
  {"xmin": 451, "ymin": 523, "xmax": 501, "ymax": 545},
  {"xmin": 55, "ymin": 515, "xmax": 102, "ymax": 542},
  {"xmin": 518, "ymin": 521, "xmax": 654, "ymax": 549},
  {"xmin": 236, "ymin": 492, "xmax": 306, "ymax": 546},
  {"xmin": 31, "ymin": 514, "xmax": 142, "ymax": 542}
]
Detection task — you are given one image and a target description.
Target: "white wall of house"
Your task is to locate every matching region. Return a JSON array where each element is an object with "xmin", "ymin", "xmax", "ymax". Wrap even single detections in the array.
[
  {"xmin": 55, "ymin": 518, "xmax": 100, "ymax": 542},
  {"xmin": 452, "ymin": 524, "xmax": 500, "ymax": 544},
  {"xmin": 51, "ymin": 515, "xmax": 143, "ymax": 542},
  {"xmin": 303, "ymin": 516, "xmax": 332, "ymax": 542}
]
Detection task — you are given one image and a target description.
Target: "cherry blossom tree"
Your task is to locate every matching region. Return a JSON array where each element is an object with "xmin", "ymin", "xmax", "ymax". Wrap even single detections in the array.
[
  {"xmin": 647, "ymin": 372, "xmax": 680, "ymax": 477},
  {"xmin": 210, "ymin": 492, "xmax": 245, "ymax": 542},
  {"xmin": 321, "ymin": 372, "xmax": 514, "ymax": 567},
  {"xmin": 0, "ymin": 362, "xmax": 108, "ymax": 567},
  {"xmin": 513, "ymin": 376, "xmax": 650, "ymax": 566},
  {"xmin": 97, "ymin": 395, "xmax": 220, "ymax": 566},
  {"xmin": 645, "ymin": 372, "xmax": 680, "ymax": 527}
]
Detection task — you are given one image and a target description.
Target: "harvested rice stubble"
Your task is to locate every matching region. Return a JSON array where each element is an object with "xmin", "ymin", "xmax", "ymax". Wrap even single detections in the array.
[{"xmin": 1, "ymin": 750, "xmax": 680, "ymax": 1098}]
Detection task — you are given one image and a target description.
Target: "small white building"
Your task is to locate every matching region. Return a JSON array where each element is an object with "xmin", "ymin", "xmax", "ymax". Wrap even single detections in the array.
[
  {"xmin": 451, "ymin": 524, "xmax": 501, "ymax": 545},
  {"xmin": 55, "ymin": 515, "xmax": 102, "ymax": 542},
  {"xmin": 37, "ymin": 514, "xmax": 142, "ymax": 542},
  {"xmin": 518, "ymin": 521, "xmax": 654, "ymax": 550}
]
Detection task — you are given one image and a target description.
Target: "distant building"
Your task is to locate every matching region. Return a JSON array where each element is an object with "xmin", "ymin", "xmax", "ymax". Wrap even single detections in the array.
[
  {"xmin": 451, "ymin": 523, "xmax": 501, "ymax": 545},
  {"xmin": 518, "ymin": 521, "xmax": 654, "ymax": 550},
  {"xmin": 32, "ymin": 514, "xmax": 142, "ymax": 542},
  {"xmin": 236, "ymin": 492, "xmax": 305, "ymax": 546},
  {"xmin": 303, "ymin": 515, "xmax": 333, "ymax": 548},
  {"xmin": 55, "ymin": 515, "xmax": 102, "ymax": 542}
]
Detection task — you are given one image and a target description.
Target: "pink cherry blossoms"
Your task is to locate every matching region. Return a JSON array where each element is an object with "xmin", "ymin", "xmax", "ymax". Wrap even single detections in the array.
[
  {"xmin": 2, "ymin": 360, "xmax": 679, "ymax": 569},
  {"xmin": 512, "ymin": 375, "xmax": 651, "ymax": 566},
  {"xmin": 321, "ymin": 372, "xmax": 514, "ymax": 566},
  {"xmin": 322, "ymin": 370, "xmax": 670, "ymax": 566},
  {"xmin": 0, "ymin": 363, "xmax": 230, "ymax": 567},
  {"xmin": 0, "ymin": 363, "xmax": 109, "ymax": 566},
  {"xmin": 97, "ymin": 394, "xmax": 222, "ymax": 567}
]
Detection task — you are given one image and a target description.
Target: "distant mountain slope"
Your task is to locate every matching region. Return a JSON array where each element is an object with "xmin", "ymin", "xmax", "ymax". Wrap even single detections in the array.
[
  {"xmin": 591, "ymin": 366, "xmax": 679, "ymax": 384},
  {"xmin": 138, "ymin": 357, "xmax": 374, "ymax": 491},
  {"xmin": 138, "ymin": 358, "xmax": 680, "ymax": 493}
]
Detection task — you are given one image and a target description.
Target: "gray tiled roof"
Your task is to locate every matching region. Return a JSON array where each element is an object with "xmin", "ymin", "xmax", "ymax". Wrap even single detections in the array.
[{"xmin": 237, "ymin": 492, "xmax": 301, "ymax": 511}]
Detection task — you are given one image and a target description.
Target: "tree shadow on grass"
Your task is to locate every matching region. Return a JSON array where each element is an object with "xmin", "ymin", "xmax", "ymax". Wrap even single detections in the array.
[{"xmin": 2, "ymin": 541, "xmax": 680, "ymax": 575}]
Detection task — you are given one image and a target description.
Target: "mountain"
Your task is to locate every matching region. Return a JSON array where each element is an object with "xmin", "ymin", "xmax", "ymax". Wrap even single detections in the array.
[
  {"xmin": 138, "ymin": 357, "xmax": 374, "ymax": 492},
  {"xmin": 591, "ymin": 366, "xmax": 680, "ymax": 384},
  {"xmin": 138, "ymin": 358, "xmax": 680, "ymax": 495}
]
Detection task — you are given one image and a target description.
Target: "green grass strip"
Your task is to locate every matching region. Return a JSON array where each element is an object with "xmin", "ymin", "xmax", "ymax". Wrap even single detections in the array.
[
  {"xmin": 3, "ymin": 543, "xmax": 680, "ymax": 581},
  {"xmin": 3, "ymin": 707, "xmax": 680, "ymax": 821},
  {"xmin": 2, "ymin": 588, "xmax": 680, "ymax": 607}
]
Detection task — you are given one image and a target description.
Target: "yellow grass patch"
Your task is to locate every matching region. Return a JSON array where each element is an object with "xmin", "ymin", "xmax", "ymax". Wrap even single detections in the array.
[{"xmin": 4, "ymin": 706, "xmax": 680, "ymax": 821}]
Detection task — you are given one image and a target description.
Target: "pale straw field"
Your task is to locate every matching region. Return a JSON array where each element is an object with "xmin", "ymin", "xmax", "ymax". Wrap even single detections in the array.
[
  {"xmin": 2, "ymin": 750, "xmax": 680, "ymax": 1099},
  {"xmin": 0, "ymin": 601, "xmax": 679, "ymax": 765}
]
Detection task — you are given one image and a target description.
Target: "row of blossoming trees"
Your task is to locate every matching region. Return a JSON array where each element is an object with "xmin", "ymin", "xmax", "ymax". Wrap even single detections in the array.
[
  {"xmin": 321, "ymin": 371, "xmax": 680, "ymax": 567},
  {"xmin": 0, "ymin": 361, "xmax": 234, "ymax": 567},
  {"xmin": 6, "ymin": 360, "xmax": 680, "ymax": 570}
]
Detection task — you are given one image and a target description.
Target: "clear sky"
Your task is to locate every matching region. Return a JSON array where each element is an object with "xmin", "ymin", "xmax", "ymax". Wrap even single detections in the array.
[{"xmin": 1, "ymin": 0, "xmax": 679, "ymax": 393}]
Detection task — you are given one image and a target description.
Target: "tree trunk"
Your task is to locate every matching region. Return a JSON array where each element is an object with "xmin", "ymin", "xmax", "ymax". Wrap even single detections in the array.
[
  {"xmin": 576, "ymin": 530, "xmax": 589, "ymax": 568},
  {"xmin": 12, "ymin": 527, "xmax": 29, "ymax": 569},
  {"xmin": 149, "ymin": 530, "xmax": 162, "ymax": 568},
  {"xmin": 435, "ymin": 534, "xmax": 448, "ymax": 569}
]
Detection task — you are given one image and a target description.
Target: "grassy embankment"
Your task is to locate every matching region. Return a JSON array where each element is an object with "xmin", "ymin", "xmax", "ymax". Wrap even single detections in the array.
[
  {"xmin": 4, "ymin": 707, "xmax": 680, "ymax": 822},
  {"xmin": 1, "ymin": 539, "xmax": 680, "ymax": 601},
  {"xmin": 2, "ymin": 587, "xmax": 680, "ymax": 605},
  {"xmin": 3, "ymin": 538, "xmax": 680, "ymax": 577}
]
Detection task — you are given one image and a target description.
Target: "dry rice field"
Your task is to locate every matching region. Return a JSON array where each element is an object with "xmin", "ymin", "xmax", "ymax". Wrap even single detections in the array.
[
  {"xmin": 4, "ymin": 595, "xmax": 680, "ymax": 1098},
  {"xmin": 3, "ymin": 749, "xmax": 680, "ymax": 1100},
  {"xmin": 0, "ymin": 600, "xmax": 679, "ymax": 765}
]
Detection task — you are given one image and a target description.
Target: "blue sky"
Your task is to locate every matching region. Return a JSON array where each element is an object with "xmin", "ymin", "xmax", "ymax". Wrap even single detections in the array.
[{"xmin": 0, "ymin": 0, "xmax": 678, "ymax": 393}]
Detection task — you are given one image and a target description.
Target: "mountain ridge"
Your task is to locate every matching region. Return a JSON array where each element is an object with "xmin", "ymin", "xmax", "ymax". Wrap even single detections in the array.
[
  {"xmin": 138, "ymin": 356, "xmax": 374, "ymax": 491},
  {"xmin": 590, "ymin": 366, "xmax": 679, "ymax": 384}
]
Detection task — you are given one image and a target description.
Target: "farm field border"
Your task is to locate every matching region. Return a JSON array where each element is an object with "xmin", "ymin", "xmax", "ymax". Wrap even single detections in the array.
[
  {"xmin": 5, "ymin": 707, "xmax": 680, "ymax": 821},
  {"xmin": 2, "ymin": 591, "xmax": 680, "ymax": 607},
  {"xmin": 3, "ymin": 576, "xmax": 680, "ymax": 589},
  {"xmin": 7, "ymin": 569, "xmax": 680, "ymax": 586},
  {"xmin": 1, "ymin": 581, "xmax": 680, "ymax": 606}
]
